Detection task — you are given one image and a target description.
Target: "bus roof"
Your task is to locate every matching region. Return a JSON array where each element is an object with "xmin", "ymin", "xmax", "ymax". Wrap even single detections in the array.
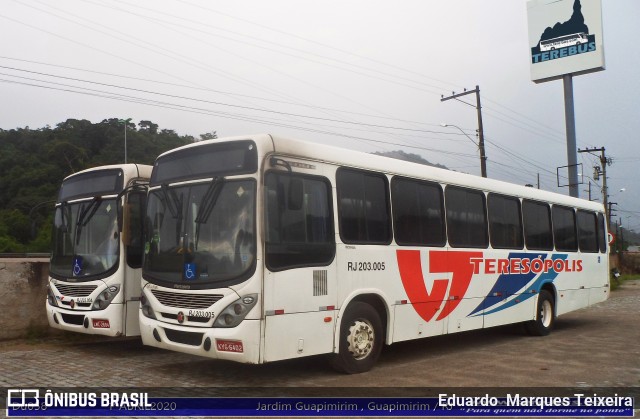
[
  {"xmin": 63, "ymin": 163, "xmax": 153, "ymax": 183},
  {"xmin": 156, "ymin": 134, "xmax": 605, "ymax": 213}
]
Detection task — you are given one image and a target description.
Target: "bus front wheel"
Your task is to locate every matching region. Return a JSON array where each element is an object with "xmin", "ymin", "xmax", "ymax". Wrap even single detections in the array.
[
  {"xmin": 525, "ymin": 290, "xmax": 555, "ymax": 336},
  {"xmin": 331, "ymin": 302, "xmax": 383, "ymax": 374}
]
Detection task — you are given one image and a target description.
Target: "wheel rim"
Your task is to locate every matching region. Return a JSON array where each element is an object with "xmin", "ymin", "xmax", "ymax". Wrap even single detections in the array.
[
  {"xmin": 347, "ymin": 319, "xmax": 375, "ymax": 360},
  {"xmin": 540, "ymin": 299, "xmax": 553, "ymax": 328}
]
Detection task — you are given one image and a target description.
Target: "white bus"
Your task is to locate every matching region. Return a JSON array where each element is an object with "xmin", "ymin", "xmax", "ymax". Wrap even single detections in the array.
[
  {"xmin": 139, "ymin": 135, "xmax": 609, "ymax": 373},
  {"xmin": 539, "ymin": 32, "xmax": 588, "ymax": 51},
  {"xmin": 47, "ymin": 164, "xmax": 152, "ymax": 337}
]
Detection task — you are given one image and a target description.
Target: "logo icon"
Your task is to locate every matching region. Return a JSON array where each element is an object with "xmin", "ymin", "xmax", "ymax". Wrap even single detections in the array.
[
  {"xmin": 7, "ymin": 389, "xmax": 39, "ymax": 408},
  {"xmin": 177, "ymin": 311, "xmax": 185, "ymax": 324}
]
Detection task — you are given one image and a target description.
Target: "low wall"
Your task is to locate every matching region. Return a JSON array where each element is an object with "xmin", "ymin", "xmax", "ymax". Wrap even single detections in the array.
[{"xmin": 0, "ymin": 258, "xmax": 52, "ymax": 340}]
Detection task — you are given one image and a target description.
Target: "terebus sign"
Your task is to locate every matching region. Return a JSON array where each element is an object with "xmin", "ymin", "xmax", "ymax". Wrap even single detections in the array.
[{"xmin": 527, "ymin": 0, "xmax": 605, "ymax": 83}]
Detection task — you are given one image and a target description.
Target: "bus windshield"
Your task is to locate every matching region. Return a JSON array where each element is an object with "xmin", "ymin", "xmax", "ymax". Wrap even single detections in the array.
[
  {"xmin": 50, "ymin": 198, "xmax": 120, "ymax": 280},
  {"xmin": 143, "ymin": 178, "xmax": 256, "ymax": 288}
]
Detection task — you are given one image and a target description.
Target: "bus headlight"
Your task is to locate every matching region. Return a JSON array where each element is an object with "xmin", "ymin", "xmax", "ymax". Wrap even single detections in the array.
[
  {"xmin": 213, "ymin": 294, "xmax": 258, "ymax": 328},
  {"xmin": 140, "ymin": 291, "xmax": 157, "ymax": 320},
  {"xmin": 92, "ymin": 285, "xmax": 120, "ymax": 310},
  {"xmin": 47, "ymin": 285, "xmax": 58, "ymax": 307}
]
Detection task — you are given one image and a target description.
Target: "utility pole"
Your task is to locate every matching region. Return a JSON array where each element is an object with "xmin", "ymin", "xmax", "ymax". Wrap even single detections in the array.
[
  {"xmin": 441, "ymin": 85, "xmax": 487, "ymax": 178},
  {"xmin": 578, "ymin": 147, "xmax": 612, "ymax": 227},
  {"xmin": 118, "ymin": 118, "xmax": 132, "ymax": 164},
  {"xmin": 584, "ymin": 181, "xmax": 592, "ymax": 201}
]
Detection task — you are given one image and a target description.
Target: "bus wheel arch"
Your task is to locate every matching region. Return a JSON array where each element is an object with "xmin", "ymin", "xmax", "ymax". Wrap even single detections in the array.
[
  {"xmin": 525, "ymin": 287, "xmax": 556, "ymax": 336},
  {"xmin": 331, "ymin": 296, "xmax": 386, "ymax": 374}
]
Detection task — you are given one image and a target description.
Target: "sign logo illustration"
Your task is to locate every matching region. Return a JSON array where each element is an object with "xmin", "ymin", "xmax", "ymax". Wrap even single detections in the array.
[{"xmin": 531, "ymin": 0, "xmax": 596, "ymax": 64}]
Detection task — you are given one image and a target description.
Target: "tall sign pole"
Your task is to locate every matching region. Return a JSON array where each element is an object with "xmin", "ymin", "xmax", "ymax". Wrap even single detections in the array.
[{"xmin": 563, "ymin": 74, "xmax": 579, "ymax": 197}]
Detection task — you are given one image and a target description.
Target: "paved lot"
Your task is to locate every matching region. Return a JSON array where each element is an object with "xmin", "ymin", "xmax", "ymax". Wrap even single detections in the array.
[{"xmin": 1, "ymin": 280, "xmax": 638, "ymax": 397}]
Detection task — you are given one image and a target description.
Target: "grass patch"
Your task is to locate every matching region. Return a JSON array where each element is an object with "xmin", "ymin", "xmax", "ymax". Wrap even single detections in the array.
[{"xmin": 610, "ymin": 273, "xmax": 638, "ymax": 291}]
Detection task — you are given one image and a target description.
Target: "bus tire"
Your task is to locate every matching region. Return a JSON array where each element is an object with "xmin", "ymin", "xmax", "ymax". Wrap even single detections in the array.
[
  {"xmin": 331, "ymin": 302, "xmax": 383, "ymax": 374},
  {"xmin": 525, "ymin": 290, "xmax": 555, "ymax": 336}
]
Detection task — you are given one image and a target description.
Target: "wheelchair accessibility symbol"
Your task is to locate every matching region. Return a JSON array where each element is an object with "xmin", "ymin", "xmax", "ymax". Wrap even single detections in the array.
[
  {"xmin": 72, "ymin": 256, "xmax": 83, "ymax": 276},
  {"xmin": 184, "ymin": 263, "xmax": 196, "ymax": 280}
]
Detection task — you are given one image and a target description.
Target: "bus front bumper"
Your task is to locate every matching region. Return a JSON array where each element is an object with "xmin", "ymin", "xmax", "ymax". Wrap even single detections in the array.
[
  {"xmin": 139, "ymin": 314, "xmax": 261, "ymax": 364},
  {"xmin": 46, "ymin": 301, "xmax": 125, "ymax": 337}
]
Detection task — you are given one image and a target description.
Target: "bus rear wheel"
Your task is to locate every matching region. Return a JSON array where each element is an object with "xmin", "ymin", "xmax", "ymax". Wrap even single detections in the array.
[
  {"xmin": 525, "ymin": 290, "xmax": 555, "ymax": 336},
  {"xmin": 331, "ymin": 302, "xmax": 383, "ymax": 374}
]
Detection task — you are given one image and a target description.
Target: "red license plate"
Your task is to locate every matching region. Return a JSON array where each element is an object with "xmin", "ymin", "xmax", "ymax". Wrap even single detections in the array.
[
  {"xmin": 216, "ymin": 339, "xmax": 244, "ymax": 353},
  {"xmin": 92, "ymin": 319, "xmax": 110, "ymax": 329}
]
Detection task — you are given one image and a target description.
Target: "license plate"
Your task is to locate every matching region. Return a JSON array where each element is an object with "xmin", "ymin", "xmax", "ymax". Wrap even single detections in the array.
[
  {"xmin": 216, "ymin": 339, "xmax": 243, "ymax": 353},
  {"xmin": 92, "ymin": 319, "xmax": 110, "ymax": 329}
]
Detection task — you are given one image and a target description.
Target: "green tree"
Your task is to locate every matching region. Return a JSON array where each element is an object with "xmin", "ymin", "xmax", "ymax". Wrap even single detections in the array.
[{"xmin": 0, "ymin": 119, "xmax": 198, "ymax": 251}]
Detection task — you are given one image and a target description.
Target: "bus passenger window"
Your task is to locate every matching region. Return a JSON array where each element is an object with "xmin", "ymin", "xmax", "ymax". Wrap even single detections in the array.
[
  {"xmin": 445, "ymin": 186, "xmax": 488, "ymax": 248},
  {"xmin": 337, "ymin": 168, "xmax": 391, "ymax": 245},
  {"xmin": 577, "ymin": 210, "xmax": 598, "ymax": 253},
  {"xmin": 552, "ymin": 205, "xmax": 577, "ymax": 252},
  {"xmin": 391, "ymin": 177, "xmax": 445, "ymax": 247},
  {"xmin": 488, "ymin": 193, "xmax": 523, "ymax": 249},
  {"xmin": 522, "ymin": 200, "xmax": 553, "ymax": 251},
  {"xmin": 597, "ymin": 213, "xmax": 607, "ymax": 253}
]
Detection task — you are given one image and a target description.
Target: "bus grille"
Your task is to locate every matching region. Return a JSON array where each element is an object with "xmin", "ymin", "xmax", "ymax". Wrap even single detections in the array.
[
  {"xmin": 151, "ymin": 290, "xmax": 223, "ymax": 309},
  {"xmin": 53, "ymin": 283, "xmax": 97, "ymax": 297},
  {"xmin": 163, "ymin": 328, "xmax": 203, "ymax": 346},
  {"xmin": 60, "ymin": 313, "xmax": 85, "ymax": 326}
]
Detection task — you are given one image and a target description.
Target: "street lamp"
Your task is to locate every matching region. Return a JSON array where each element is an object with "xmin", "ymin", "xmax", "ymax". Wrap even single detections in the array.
[
  {"xmin": 118, "ymin": 118, "xmax": 132, "ymax": 164},
  {"xmin": 441, "ymin": 123, "xmax": 488, "ymax": 177}
]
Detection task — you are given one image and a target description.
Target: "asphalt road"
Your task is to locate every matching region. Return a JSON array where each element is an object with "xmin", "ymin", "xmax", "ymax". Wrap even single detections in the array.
[{"xmin": 1, "ymin": 280, "xmax": 638, "ymax": 399}]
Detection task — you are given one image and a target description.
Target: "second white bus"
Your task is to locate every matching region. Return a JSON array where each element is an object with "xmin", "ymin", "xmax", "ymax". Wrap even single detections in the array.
[
  {"xmin": 47, "ymin": 164, "xmax": 152, "ymax": 337},
  {"xmin": 139, "ymin": 135, "xmax": 609, "ymax": 373}
]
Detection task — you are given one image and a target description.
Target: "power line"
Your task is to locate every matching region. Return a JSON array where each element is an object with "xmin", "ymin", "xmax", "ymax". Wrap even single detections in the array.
[{"xmin": 0, "ymin": 65, "xmax": 465, "ymax": 135}]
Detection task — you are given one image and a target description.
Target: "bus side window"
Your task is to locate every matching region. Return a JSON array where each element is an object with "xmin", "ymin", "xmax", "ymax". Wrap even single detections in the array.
[
  {"xmin": 597, "ymin": 213, "xmax": 607, "ymax": 253},
  {"xmin": 391, "ymin": 176, "xmax": 445, "ymax": 247},
  {"xmin": 445, "ymin": 186, "xmax": 488, "ymax": 249},
  {"xmin": 265, "ymin": 172, "xmax": 335, "ymax": 271},
  {"xmin": 552, "ymin": 205, "xmax": 578, "ymax": 252},
  {"xmin": 126, "ymin": 191, "xmax": 146, "ymax": 268},
  {"xmin": 577, "ymin": 210, "xmax": 598, "ymax": 253},
  {"xmin": 336, "ymin": 168, "xmax": 391, "ymax": 245},
  {"xmin": 488, "ymin": 193, "xmax": 523, "ymax": 249},
  {"xmin": 522, "ymin": 200, "xmax": 553, "ymax": 251}
]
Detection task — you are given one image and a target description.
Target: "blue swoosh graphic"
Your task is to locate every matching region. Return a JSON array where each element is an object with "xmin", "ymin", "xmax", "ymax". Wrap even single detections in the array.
[{"xmin": 469, "ymin": 253, "xmax": 568, "ymax": 317}]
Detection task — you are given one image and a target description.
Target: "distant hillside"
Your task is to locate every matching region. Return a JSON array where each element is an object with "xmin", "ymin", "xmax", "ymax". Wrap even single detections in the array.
[{"xmin": 373, "ymin": 150, "xmax": 449, "ymax": 170}]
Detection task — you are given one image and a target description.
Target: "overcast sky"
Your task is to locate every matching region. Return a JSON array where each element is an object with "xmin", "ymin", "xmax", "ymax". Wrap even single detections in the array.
[{"xmin": 1, "ymin": 0, "xmax": 638, "ymax": 232}]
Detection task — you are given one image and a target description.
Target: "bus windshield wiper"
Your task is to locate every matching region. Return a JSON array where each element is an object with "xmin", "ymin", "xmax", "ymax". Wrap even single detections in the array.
[
  {"xmin": 78, "ymin": 197, "xmax": 101, "ymax": 227},
  {"xmin": 194, "ymin": 176, "xmax": 225, "ymax": 249},
  {"xmin": 75, "ymin": 197, "xmax": 101, "ymax": 244},
  {"xmin": 160, "ymin": 184, "xmax": 184, "ymax": 246},
  {"xmin": 59, "ymin": 201, "xmax": 69, "ymax": 233},
  {"xmin": 160, "ymin": 184, "xmax": 181, "ymax": 219}
]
